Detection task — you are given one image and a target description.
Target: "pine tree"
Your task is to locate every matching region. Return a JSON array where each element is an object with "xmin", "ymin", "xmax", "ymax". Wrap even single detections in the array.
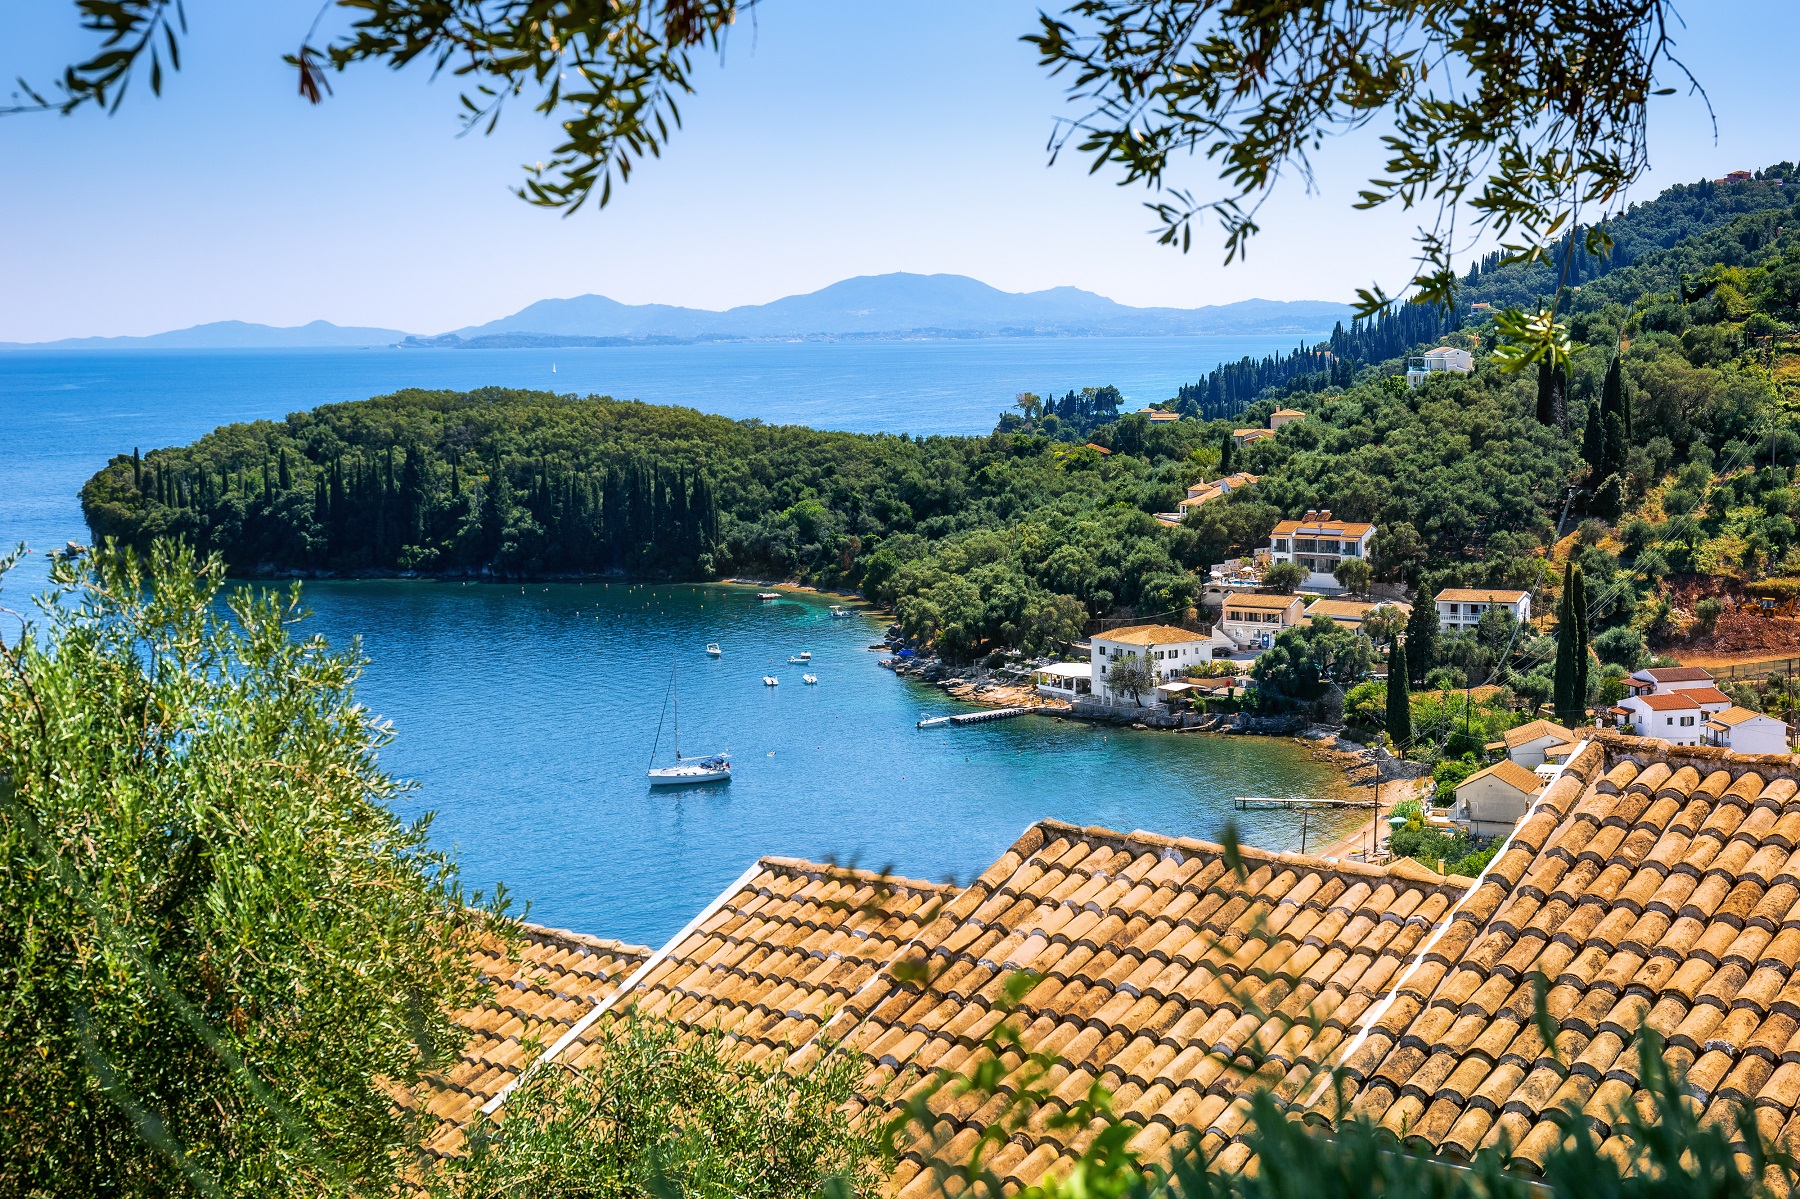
[
  {"xmin": 1404, "ymin": 600, "xmax": 1439, "ymax": 685},
  {"xmin": 1386, "ymin": 641, "xmax": 1412, "ymax": 749}
]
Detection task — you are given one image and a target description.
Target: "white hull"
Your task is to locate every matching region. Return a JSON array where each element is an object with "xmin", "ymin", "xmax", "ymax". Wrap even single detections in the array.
[{"xmin": 648, "ymin": 762, "xmax": 731, "ymax": 786}]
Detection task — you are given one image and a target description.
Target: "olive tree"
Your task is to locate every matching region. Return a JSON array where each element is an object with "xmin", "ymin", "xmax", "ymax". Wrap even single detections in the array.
[{"xmin": 0, "ymin": 541, "xmax": 509, "ymax": 1198}]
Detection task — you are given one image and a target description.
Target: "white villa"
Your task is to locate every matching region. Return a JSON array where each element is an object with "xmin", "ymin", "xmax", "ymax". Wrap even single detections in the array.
[
  {"xmin": 1405, "ymin": 345, "xmax": 1475, "ymax": 387},
  {"xmin": 1615, "ymin": 688, "xmax": 1732, "ymax": 745},
  {"xmin": 1037, "ymin": 624, "xmax": 1231, "ymax": 706},
  {"xmin": 1626, "ymin": 665, "xmax": 1716, "ymax": 697},
  {"xmin": 1434, "ymin": 588, "xmax": 1531, "ymax": 631},
  {"xmin": 1705, "ymin": 706, "xmax": 1792, "ymax": 754},
  {"xmin": 1218, "ymin": 593, "xmax": 1305, "ymax": 652},
  {"xmin": 1263, "ymin": 511, "xmax": 1376, "ymax": 594}
]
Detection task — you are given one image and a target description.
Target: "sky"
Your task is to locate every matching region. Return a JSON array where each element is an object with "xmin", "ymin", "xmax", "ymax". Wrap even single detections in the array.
[{"xmin": 1, "ymin": 1, "xmax": 1795, "ymax": 342}]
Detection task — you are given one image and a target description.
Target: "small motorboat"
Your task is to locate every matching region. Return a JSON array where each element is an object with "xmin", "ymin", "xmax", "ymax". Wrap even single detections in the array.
[
  {"xmin": 828, "ymin": 605, "xmax": 855, "ymax": 619},
  {"xmin": 758, "ymin": 592, "xmax": 780, "ymax": 602},
  {"xmin": 763, "ymin": 675, "xmax": 780, "ymax": 686},
  {"xmin": 787, "ymin": 655, "xmax": 808, "ymax": 663},
  {"xmin": 917, "ymin": 715, "xmax": 951, "ymax": 729},
  {"xmin": 706, "ymin": 643, "xmax": 722, "ymax": 657},
  {"xmin": 797, "ymin": 650, "xmax": 812, "ymax": 660},
  {"xmin": 802, "ymin": 674, "xmax": 818, "ymax": 685}
]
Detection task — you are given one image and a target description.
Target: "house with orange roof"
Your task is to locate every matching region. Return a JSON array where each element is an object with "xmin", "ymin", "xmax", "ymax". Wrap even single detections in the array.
[
  {"xmin": 1616, "ymin": 688, "xmax": 1730, "ymax": 745},
  {"xmin": 1626, "ymin": 664, "xmax": 1715, "ymax": 697},
  {"xmin": 1449, "ymin": 757, "xmax": 1547, "ymax": 836},
  {"xmin": 1481, "ymin": 718, "xmax": 1575, "ymax": 770},
  {"xmin": 1089, "ymin": 623, "xmax": 1233, "ymax": 703},
  {"xmin": 1703, "ymin": 704, "xmax": 1791, "ymax": 754},
  {"xmin": 1269, "ymin": 406, "xmax": 1307, "ymax": 428},
  {"xmin": 1263, "ymin": 510, "xmax": 1376, "ymax": 593},
  {"xmin": 1434, "ymin": 587, "xmax": 1530, "ymax": 630}
]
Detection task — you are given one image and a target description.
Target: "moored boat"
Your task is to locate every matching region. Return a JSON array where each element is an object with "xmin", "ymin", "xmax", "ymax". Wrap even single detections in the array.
[
  {"xmin": 706, "ymin": 642, "xmax": 722, "ymax": 656},
  {"xmin": 646, "ymin": 654, "xmax": 730, "ymax": 787}
]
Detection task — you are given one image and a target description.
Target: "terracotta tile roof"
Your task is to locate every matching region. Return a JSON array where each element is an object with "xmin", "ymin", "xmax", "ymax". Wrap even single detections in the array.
[
  {"xmin": 1234, "ymin": 428, "xmax": 1275, "ymax": 440},
  {"xmin": 1434, "ymin": 588, "xmax": 1529, "ymax": 604},
  {"xmin": 1684, "ymin": 687, "xmax": 1734, "ymax": 706},
  {"xmin": 1636, "ymin": 666, "xmax": 1715, "ymax": 684},
  {"xmin": 1270, "ymin": 518, "xmax": 1376, "ymax": 539},
  {"xmin": 409, "ymin": 922, "xmax": 650, "ymax": 1157},
  {"xmin": 561, "ymin": 859, "xmax": 959, "ymax": 1073},
  {"xmin": 1709, "ymin": 705, "xmax": 1777, "ymax": 728},
  {"xmin": 1460, "ymin": 758, "xmax": 1548, "ymax": 795},
  {"xmin": 1096, "ymin": 624, "xmax": 1212, "ymax": 644},
  {"xmin": 1303, "ymin": 598, "xmax": 1410, "ymax": 623},
  {"xmin": 1310, "ymin": 733, "xmax": 1800, "ymax": 1178},
  {"xmin": 1221, "ymin": 595, "xmax": 1304, "ymax": 613},
  {"xmin": 845, "ymin": 821, "xmax": 1478, "ymax": 1194},
  {"xmin": 438, "ymin": 734, "xmax": 1800, "ymax": 1191},
  {"xmin": 1501, "ymin": 719, "xmax": 1575, "ymax": 749},
  {"xmin": 1271, "ymin": 408, "xmax": 1306, "ymax": 418},
  {"xmin": 1635, "ymin": 692, "xmax": 1703, "ymax": 711}
]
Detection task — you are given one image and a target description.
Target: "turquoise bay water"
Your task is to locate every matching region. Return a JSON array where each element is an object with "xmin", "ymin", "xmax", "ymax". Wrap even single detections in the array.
[
  {"xmin": 0, "ymin": 338, "xmax": 1350, "ymax": 943},
  {"xmin": 299, "ymin": 580, "xmax": 1348, "ymax": 945}
]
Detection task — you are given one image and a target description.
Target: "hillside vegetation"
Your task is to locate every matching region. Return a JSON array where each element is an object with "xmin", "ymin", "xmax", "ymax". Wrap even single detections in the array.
[{"xmin": 80, "ymin": 166, "xmax": 1800, "ymax": 678}]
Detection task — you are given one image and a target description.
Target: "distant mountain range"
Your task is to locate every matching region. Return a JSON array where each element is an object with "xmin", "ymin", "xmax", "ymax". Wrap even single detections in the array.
[
  {"xmin": 2, "ymin": 319, "xmax": 410, "ymax": 351},
  {"xmin": 3, "ymin": 274, "xmax": 1353, "ymax": 350}
]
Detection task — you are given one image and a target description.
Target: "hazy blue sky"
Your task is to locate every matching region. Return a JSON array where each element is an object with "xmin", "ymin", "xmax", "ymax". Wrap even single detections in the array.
[{"xmin": 2, "ymin": 1, "xmax": 1794, "ymax": 341}]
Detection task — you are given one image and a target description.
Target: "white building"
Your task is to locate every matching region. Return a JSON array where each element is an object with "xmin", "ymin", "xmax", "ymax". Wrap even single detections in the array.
[
  {"xmin": 1089, "ymin": 624, "xmax": 1222, "ymax": 705},
  {"xmin": 1483, "ymin": 718, "xmax": 1576, "ymax": 770},
  {"xmin": 1704, "ymin": 706, "xmax": 1791, "ymax": 754},
  {"xmin": 1434, "ymin": 588, "xmax": 1531, "ymax": 632},
  {"xmin": 1405, "ymin": 345, "xmax": 1475, "ymax": 388},
  {"xmin": 1616, "ymin": 689, "xmax": 1731, "ymax": 745},
  {"xmin": 1217, "ymin": 593, "xmax": 1305, "ymax": 652},
  {"xmin": 1451, "ymin": 759, "xmax": 1546, "ymax": 837},
  {"xmin": 1264, "ymin": 512, "xmax": 1376, "ymax": 594},
  {"xmin": 1269, "ymin": 407, "xmax": 1306, "ymax": 429},
  {"xmin": 1033, "ymin": 661, "xmax": 1093, "ymax": 700},
  {"xmin": 1626, "ymin": 665, "xmax": 1716, "ymax": 697}
]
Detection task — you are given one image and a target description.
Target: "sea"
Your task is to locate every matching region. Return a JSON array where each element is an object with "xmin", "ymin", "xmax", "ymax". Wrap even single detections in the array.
[{"xmin": 0, "ymin": 337, "xmax": 1353, "ymax": 944}]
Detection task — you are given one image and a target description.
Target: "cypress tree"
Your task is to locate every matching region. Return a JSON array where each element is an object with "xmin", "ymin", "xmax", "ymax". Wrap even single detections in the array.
[
  {"xmin": 1602, "ymin": 411, "xmax": 1626, "ymax": 483},
  {"xmin": 1536, "ymin": 360, "xmax": 1556, "ymax": 426},
  {"xmin": 1219, "ymin": 428, "xmax": 1235, "ymax": 475},
  {"xmin": 132, "ymin": 447, "xmax": 142, "ymax": 489},
  {"xmin": 1404, "ymin": 600, "xmax": 1439, "ymax": 685},
  {"xmin": 1572, "ymin": 565, "xmax": 1591, "ymax": 722},
  {"xmin": 1582, "ymin": 399, "xmax": 1604, "ymax": 480},
  {"xmin": 278, "ymin": 449, "xmax": 292, "ymax": 491},
  {"xmin": 1386, "ymin": 640, "xmax": 1412, "ymax": 749},
  {"xmin": 1548, "ymin": 558, "xmax": 1576, "ymax": 720}
]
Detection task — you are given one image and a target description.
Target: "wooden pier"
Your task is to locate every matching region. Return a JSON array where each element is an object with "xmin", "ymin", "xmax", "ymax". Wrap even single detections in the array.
[
  {"xmin": 1234, "ymin": 796, "xmax": 1378, "ymax": 811},
  {"xmin": 918, "ymin": 707, "xmax": 1030, "ymax": 729}
]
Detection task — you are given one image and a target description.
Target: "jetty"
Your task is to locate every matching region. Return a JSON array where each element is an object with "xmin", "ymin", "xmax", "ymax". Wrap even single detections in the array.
[
  {"xmin": 1234, "ymin": 796, "xmax": 1378, "ymax": 811},
  {"xmin": 916, "ymin": 707, "xmax": 1029, "ymax": 729}
]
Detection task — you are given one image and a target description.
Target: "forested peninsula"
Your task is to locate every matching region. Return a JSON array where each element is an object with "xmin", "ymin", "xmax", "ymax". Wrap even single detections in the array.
[{"xmin": 80, "ymin": 164, "xmax": 1800, "ymax": 662}]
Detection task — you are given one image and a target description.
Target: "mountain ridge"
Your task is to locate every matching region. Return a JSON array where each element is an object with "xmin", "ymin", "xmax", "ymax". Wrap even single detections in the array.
[{"xmin": 5, "ymin": 274, "xmax": 1353, "ymax": 350}]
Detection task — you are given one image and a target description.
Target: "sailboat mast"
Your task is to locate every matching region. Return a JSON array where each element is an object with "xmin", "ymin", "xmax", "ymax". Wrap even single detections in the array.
[{"xmin": 672, "ymin": 651, "xmax": 681, "ymax": 761}]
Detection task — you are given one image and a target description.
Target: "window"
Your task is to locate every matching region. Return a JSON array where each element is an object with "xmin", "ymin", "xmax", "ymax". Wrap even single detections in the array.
[
  {"xmin": 1273, "ymin": 538, "xmax": 1288, "ymax": 551},
  {"xmin": 1447, "ymin": 604, "xmax": 1459, "ymax": 614},
  {"xmin": 1666, "ymin": 717, "xmax": 1675, "ymax": 726},
  {"xmin": 1680, "ymin": 716, "xmax": 1695, "ymax": 727}
]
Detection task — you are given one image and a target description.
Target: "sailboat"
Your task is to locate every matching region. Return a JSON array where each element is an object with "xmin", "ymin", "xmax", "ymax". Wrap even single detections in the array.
[{"xmin": 646, "ymin": 653, "xmax": 730, "ymax": 786}]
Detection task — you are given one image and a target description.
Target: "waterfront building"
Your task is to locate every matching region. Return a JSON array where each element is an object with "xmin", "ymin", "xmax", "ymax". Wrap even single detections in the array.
[
  {"xmin": 1088, "ymin": 623, "xmax": 1224, "ymax": 704},
  {"xmin": 1300, "ymin": 596, "xmax": 1410, "ymax": 634},
  {"xmin": 1217, "ymin": 593, "xmax": 1305, "ymax": 651}
]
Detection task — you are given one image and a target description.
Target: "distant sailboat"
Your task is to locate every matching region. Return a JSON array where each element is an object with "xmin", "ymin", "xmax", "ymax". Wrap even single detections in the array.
[
  {"xmin": 646, "ymin": 653, "xmax": 730, "ymax": 786},
  {"xmin": 552, "ymin": 362, "xmax": 557, "ymax": 374}
]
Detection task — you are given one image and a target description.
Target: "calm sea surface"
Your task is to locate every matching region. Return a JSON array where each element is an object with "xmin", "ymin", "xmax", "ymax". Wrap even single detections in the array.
[{"xmin": 0, "ymin": 338, "xmax": 1350, "ymax": 943}]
